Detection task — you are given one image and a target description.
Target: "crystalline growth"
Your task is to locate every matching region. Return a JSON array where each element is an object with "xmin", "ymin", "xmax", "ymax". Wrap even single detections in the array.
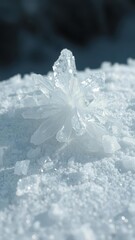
[
  {"xmin": 22, "ymin": 49, "xmax": 120, "ymax": 154},
  {"xmin": 53, "ymin": 48, "xmax": 77, "ymax": 91}
]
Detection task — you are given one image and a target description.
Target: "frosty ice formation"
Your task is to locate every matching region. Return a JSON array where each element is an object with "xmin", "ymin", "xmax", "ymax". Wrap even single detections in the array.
[{"xmin": 22, "ymin": 49, "xmax": 120, "ymax": 154}]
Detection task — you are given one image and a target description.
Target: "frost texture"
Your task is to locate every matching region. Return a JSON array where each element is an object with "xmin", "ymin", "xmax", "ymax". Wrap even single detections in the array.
[{"xmin": 22, "ymin": 49, "xmax": 119, "ymax": 154}]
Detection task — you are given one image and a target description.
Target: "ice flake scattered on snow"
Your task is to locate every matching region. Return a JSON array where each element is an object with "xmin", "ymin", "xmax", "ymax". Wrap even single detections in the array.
[
  {"xmin": 102, "ymin": 135, "xmax": 121, "ymax": 154},
  {"xmin": 122, "ymin": 156, "xmax": 135, "ymax": 172},
  {"xmin": 14, "ymin": 160, "xmax": 30, "ymax": 175},
  {"xmin": 22, "ymin": 49, "xmax": 120, "ymax": 154},
  {"xmin": 121, "ymin": 137, "xmax": 135, "ymax": 148}
]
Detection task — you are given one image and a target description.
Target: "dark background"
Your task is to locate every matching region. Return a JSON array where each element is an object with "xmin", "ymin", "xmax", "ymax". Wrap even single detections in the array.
[{"xmin": 0, "ymin": 0, "xmax": 135, "ymax": 81}]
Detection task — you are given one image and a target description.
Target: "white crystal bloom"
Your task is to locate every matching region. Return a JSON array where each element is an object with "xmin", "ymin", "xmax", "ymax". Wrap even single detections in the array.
[{"xmin": 22, "ymin": 49, "xmax": 120, "ymax": 153}]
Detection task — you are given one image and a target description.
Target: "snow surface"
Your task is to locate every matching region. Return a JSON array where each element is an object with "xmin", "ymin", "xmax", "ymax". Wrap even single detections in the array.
[{"xmin": 0, "ymin": 50, "xmax": 135, "ymax": 240}]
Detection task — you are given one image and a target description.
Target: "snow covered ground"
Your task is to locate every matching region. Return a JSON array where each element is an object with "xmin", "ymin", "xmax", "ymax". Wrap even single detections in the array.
[{"xmin": 0, "ymin": 50, "xmax": 135, "ymax": 240}]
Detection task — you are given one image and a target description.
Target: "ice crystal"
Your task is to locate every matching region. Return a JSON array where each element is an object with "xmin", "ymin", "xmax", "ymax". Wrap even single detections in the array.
[{"xmin": 22, "ymin": 49, "xmax": 120, "ymax": 153}]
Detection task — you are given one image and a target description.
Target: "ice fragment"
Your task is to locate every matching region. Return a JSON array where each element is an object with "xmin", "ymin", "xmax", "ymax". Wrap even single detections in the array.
[
  {"xmin": 102, "ymin": 135, "xmax": 121, "ymax": 154},
  {"xmin": 122, "ymin": 156, "xmax": 135, "ymax": 172},
  {"xmin": 14, "ymin": 160, "xmax": 30, "ymax": 175},
  {"xmin": 122, "ymin": 137, "xmax": 135, "ymax": 147},
  {"xmin": 71, "ymin": 225, "xmax": 96, "ymax": 240}
]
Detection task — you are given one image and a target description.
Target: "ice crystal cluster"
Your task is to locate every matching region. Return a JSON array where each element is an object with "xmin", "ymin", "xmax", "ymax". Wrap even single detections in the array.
[
  {"xmin": 1, "ymin": 51, "xmax": 135, "ymax": 240},
  {"xmin": 22, "ymin": 49, "xmax": 120, "ymax": 154}
]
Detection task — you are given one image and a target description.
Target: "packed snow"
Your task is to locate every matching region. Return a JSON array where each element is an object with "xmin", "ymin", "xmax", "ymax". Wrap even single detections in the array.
[{"xmin": 0, "ymin": 49, "xmax": 135, "ymax": 240}]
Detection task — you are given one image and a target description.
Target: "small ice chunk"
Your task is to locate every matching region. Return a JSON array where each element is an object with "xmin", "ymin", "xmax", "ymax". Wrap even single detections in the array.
[
  {"xmin": 21, "ymin": 96, "xmax": 37, "ymax": 107},
  {"xmin": 49, "ymin": 204, "xmax": 64, "ymax": 220},
  {"xmin": 43, "ymin": 161, "xmax": 53, "ymax": 171},
  {"xmin": 14, "ymin": 160, "xmax": 30, "ymax": 175},
  {"xmin": 122, "ymin": 156, "xmax": 135, "ymax": 172},
  {"xmin": 102, "ymin": 135, "xmax": 120, "ymax": 154},
  {"xmin": 122, "ymin": 137, "xmax": 135, "ymax": 147},
  {"xmin": 68, "ymin": 157, "xmax": 75, "ymax": 167},
  {"xmin": 128, "ymin": 202, "xmax": 135, "ymax": 214},
  {"xmin": 71, "ymin": 225, "xmax": 96, "ymax": 240}
]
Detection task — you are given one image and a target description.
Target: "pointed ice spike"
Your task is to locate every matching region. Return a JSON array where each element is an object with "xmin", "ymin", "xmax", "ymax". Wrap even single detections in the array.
[{"xmin": 53, "ymin": 49, "xmax": 77, "ymax": 92}]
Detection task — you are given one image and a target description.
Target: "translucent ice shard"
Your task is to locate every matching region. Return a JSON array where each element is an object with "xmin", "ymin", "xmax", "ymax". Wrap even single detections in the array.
[
  {"xmin": 14, "ymin": 160, "xmax": 30, "ymax": 175},
  {"xmin": 53, "ymin": 49, "xmax": 76, "ymax": 92}
]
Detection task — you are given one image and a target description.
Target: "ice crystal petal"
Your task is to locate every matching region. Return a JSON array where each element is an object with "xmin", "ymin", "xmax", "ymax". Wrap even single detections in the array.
[
  {"xmin": 87, "ymin": 122, "xmax": 107, "ymax": 141},
  {"xmin": 78, "ymin": 122, "xmax": 107, "ymax": 153},
  {"xmin": 69, "ymin": 73, "xmax": 81, "ymax": 97},
  {"xmin": 32, "ymin": 73, "xmax": 55, "ymax": 97},
  {"xmin": 72, "ymin": 113, "xmax": 86, "ymax": 136},
  {"xmin": 102, "ymin": 135, "xmax": 121, "ymax": 154},
  {"xmin": 23, "ymin": 105, "xmax": 61, "ymax": 120},
  {"xmin": 56, "ymin": 115, "xmax": 72, "ymax": 143},
  {"xmin": 31, "ymin": 111, "xmax": 66, "ymax": 145}
]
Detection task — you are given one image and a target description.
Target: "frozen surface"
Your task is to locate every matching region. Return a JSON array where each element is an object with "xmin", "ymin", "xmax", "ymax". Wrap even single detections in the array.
[{"xmin": 0, "ymin": 50, "xmax": 135, "ymax": 240}]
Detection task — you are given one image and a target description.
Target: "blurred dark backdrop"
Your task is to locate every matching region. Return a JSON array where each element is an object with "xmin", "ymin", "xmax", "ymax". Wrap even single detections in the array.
[{"xmin": 0, "ymin": 0, "xmax": 135, "ymax": 80}]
